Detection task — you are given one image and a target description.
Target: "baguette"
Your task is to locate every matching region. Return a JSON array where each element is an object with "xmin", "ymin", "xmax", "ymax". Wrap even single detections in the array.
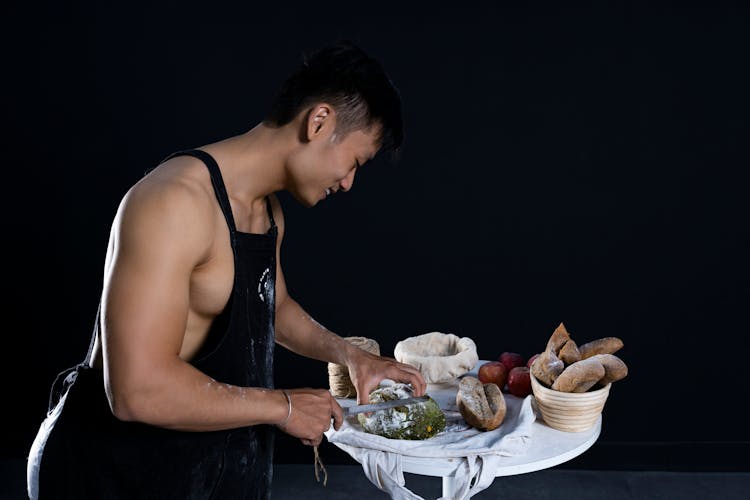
[
  {"xmin": 551, "ymin": 357, "xmax": 605, "ymax": 393},
  {"xmin": 590, "ymin": 353, "xmax": 628, "ymax": 386},
  {"xmin": 579, "ymin": 337, "xmax": 624, "ymax": 359},
  {"xmin": 456, "ymin": 376, "xmax": 506, "ymax": 431}
]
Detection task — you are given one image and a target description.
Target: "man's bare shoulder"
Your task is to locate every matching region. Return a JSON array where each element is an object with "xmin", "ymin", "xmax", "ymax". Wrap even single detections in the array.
[{"xmin": 113, "ymin": 156, "xmax": 218, "ymax": 261}]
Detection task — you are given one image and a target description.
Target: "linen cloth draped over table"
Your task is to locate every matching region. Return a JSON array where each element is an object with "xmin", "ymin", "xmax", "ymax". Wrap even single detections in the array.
[{"xmin": 324, "ymin": 379, "xmax": 537, "ymax": 500}]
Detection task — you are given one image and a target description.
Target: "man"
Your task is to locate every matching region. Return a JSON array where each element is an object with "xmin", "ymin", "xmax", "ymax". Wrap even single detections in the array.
[{"xmin": 27, "ymin": 41, "xmax": 426, "ymax": 499}]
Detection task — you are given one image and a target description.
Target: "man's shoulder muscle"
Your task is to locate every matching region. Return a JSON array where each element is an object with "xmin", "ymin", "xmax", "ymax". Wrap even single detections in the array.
[{"xmin": 112, "ymin": 162, "xmax": 217, "ymax": 267}]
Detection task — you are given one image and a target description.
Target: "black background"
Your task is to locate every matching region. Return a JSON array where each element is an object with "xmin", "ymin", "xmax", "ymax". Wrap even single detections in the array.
[{"xmin": 6, "ymin": 3, "xmax": 749, "ymax": 471}]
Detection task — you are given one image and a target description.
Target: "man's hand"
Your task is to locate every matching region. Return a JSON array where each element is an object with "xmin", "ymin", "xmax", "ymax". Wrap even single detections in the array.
[
  {"xmin": 276, "ymin": 389, "xmax": 343, "ymax": 446},
  {"xmin": 346, "ymin": 350, "xmax": 427, "ymax": 404}
]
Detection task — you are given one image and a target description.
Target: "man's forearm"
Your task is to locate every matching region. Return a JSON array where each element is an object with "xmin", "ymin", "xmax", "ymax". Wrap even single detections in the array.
[
  {"xmin": 274, "ymin": 296, "xmax": 428, "ymax": 404},
  {"xmin": 274, "ymin": 297, "xmax": 357, "ymax": 366}
]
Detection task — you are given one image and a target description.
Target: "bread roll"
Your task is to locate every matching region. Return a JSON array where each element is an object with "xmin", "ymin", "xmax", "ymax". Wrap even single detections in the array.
[
  {"xmin": 456, "ymin": 376, "xmax": 506, "ymax": 431},
  {"xmin": 551, "ymin": 357, "xmax": 605, "ymax": 393},
  {"xmin": 590, "ymin": 354, "xmax": 628, "ymax": 386},
  {"xmin": 530, "ymin": 349, "xmax": 564, "ymax": 387},
  {"xmin": 546, "ymin": 322, "xmax": 571, "ymax": 354},
  {"xmin": 558, "ymin": 339, "xmax": 582, "ymax": 365},
  {"xmin": 579, "ymin": 337, "xmax": 624, "ymax": 359}
]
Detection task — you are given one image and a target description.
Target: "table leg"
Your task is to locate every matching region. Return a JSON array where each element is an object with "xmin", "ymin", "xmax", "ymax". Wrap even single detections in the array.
[{"xmin": 442, "ymin": 475, "xmax": 458, "ymax": 498}]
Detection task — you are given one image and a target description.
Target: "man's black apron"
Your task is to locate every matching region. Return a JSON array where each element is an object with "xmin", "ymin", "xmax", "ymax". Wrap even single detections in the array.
[{"xmin": 28, "ymin": 149, "xmax": 277, "ymax": 499}]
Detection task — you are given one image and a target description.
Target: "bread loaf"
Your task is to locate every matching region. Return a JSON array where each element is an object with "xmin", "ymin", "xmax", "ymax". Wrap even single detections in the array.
[
  {"xmin": 456, "ymin": 376, "xmax": 506, "ymax": 431},
  {"xmin": 551, "ymin": 357, "xmax": 606, "ymax": 393},
  {"xmin": 546, "ymin": 322, "xmax": 571, "ymax": 354},
  {"xmin": 558, "ymin": 339, "xmax": 582, "ymax": 365},
  {"xmin": 579, "ymin": 337, "xmax": 623, "ymax": 359},
  {"xmin": 590, "ymin": 354, "xmax": 628, "ymax": 386},
  {"xmin": 357, "ymin": 383, "xmax": 446, "ymax": 439},
  {"xmin": 530, "ymin": 349, "xmax": 564, "ymax": 387}
]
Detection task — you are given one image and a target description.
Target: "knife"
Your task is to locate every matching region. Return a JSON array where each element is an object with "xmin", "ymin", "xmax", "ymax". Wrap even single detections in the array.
[{"xmin": 343, "ymin": 396, "xmax": 430, "ymax": 417}]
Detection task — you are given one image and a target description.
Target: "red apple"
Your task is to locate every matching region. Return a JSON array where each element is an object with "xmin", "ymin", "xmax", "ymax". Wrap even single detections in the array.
[
  {"xmin": 507, "ymin": 366, "xmax": 532, "ymax": 397},
  {"xmin": 478, "ymin": 361, "xmax": 507, "ymax": 389},
  {"xmin": 527, "ymin": 353, "xmax": 540, "ymax": 369},
  {"xmin": 499, "ymin": 352, "xmax": 525, "ymax": 373}
]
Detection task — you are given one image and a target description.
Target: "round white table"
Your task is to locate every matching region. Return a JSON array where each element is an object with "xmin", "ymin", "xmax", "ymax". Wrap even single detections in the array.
[{"xmin": 332, "ymin": 360, "xmax": 601, "ymax": 498}]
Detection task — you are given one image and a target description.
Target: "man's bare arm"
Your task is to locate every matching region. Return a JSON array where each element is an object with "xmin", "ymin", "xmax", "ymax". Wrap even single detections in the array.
[
  {"xmin": 269, "ymin": 195, "xmax": 426, "ymax": 404},
  {"xmin": 102, "ymin": 176, "xmax": 312, "ymax": 432}
]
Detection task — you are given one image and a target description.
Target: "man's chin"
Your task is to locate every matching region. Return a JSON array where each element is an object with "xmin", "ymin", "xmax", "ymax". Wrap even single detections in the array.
[{"xmin": 289, "ymin": 191, "xmax": 317, "ymax": 208}]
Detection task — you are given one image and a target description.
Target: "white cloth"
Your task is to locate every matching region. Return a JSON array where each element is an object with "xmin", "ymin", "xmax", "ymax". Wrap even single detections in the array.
[
  {"xmin": 324, "ymin": 393, "xmax": 537, "ymax": 500},
  {"xmin": 394, "ymin": 332, "xmax": 479, "ymax": 384}
]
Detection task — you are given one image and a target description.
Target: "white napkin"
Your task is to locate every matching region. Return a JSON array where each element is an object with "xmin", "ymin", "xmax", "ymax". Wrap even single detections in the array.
[{"xmin": 324, "ymin": 393, "xmax": 537, "ymax": 500}]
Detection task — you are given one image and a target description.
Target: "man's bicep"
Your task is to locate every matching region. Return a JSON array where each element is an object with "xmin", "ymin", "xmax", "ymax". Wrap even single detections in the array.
[
  {"xmin": 102, "ymin": 184, "xmax": 212, "ymax": 382},
  {"xmin": 104, "ymin": 242, "xmax": 191, "ymax": 366}
]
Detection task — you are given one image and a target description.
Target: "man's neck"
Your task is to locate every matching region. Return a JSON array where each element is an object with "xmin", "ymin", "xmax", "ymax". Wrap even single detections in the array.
[{"xmin": 199, "ymin": 122, "xmax": 293, "ymax": 208}]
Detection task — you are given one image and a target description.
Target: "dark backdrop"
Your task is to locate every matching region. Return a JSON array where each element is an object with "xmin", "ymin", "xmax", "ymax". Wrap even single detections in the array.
[{"xmin": 6, "ymin": 3, "xmax": 749, "ymax": 471}]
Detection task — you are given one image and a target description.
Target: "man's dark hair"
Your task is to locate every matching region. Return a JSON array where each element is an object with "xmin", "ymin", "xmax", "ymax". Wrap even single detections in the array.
[{"xmin": 264, "ymin": 40, "xmax": 404, "ymax": 158}]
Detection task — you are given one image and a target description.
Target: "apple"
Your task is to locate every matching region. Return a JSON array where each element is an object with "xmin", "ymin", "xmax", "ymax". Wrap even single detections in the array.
[
  {"xmin": 478, "ymin": 361, "xmax": 507, "ymax": 389},
  {"xmin": 526, "ymin": 353, "xmax": 540, "ymax": 369},
  {"xmin": 499, "ymin": 352, "xmax": 525, "ymax": 373},
  {"xmin": 507, "ymin": 366, "xmax": 532, "ymax": 397}
]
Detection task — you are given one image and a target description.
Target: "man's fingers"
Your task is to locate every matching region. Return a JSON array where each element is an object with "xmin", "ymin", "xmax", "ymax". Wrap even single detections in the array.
[
  {"xmin": 301, "ymin": 437, "xmax": 322, "ymax": 447},
  {"xmin": 394, "ymin": 361, "xmax": 423, "ymax": 380},
  {"xmin": 357, "ymin": 380, "xmax": 378, "ymax": 405},
  {"xmin": 409, "ymin": 367, "xmax": 427, "ymax": 396},
  {"xmin": 404, "ymin": 373, "xmax": 426, "ymax": 396},
  {"xmin": 331, "ymin": 400, "xmax": 344, "ymax": 430},
  {"xmin": 389, "ymin": 365, "xmax": 426, "ymax": 396}
]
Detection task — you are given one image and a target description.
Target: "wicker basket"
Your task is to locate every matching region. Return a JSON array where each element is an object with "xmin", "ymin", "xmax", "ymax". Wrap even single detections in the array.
[
  {"xmin": 327, "ymin": 337, "xmax": 380, "ymax": 398},
  {"xmin": 530, "ymin": 371, "xmax": 610, "ymax": 432}
]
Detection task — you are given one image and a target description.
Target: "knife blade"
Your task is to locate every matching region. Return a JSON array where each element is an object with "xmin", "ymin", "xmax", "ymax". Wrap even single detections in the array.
[{"xmin": 343, "ymin": 396, "xmax": 430, "ymax": 417}]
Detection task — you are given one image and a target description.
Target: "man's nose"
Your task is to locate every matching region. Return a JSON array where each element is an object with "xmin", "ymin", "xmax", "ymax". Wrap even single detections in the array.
[{"xmin": 340, "ymin": 168, "xmax": 357, "ymax": 192}]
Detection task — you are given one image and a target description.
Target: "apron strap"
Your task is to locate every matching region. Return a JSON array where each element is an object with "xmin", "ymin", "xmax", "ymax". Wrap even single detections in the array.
[{"xmin": 159, "ymin": 149, "xmax": 239, "ymax": 234}]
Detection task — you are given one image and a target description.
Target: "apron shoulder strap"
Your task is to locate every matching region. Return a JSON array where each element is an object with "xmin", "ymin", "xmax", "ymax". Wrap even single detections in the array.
[{"xmin": 158, "ymin": 149, "xmax": 239, "ymax": 234}]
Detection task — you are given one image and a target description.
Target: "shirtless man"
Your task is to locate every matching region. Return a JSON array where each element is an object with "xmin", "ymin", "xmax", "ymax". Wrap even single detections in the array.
[{"xmin": 28, "ymin": 41, "xmax": 425, "ymax": 499}]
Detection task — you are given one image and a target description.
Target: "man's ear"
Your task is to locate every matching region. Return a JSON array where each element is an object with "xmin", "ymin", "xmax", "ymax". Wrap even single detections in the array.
[{"xmin": 306, "ymin": 104, "xmax": 334, "ymax": 141}]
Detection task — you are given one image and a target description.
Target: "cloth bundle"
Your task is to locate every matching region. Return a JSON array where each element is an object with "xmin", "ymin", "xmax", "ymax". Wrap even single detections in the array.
[{"xmin": 324, "ymin": 394, "xmax": 537, "ymax": 500}]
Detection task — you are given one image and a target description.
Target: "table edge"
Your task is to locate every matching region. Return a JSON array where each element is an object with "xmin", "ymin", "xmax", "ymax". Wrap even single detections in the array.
[{"xmin": 400, "ymin": 416, "xmax": 601, "ymax": 477}]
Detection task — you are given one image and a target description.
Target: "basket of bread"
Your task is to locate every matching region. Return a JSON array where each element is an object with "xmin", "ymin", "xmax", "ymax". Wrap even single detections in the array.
[{"xmin": 530, "ymin": 323, "xmax": 628, "ymax": 432}]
